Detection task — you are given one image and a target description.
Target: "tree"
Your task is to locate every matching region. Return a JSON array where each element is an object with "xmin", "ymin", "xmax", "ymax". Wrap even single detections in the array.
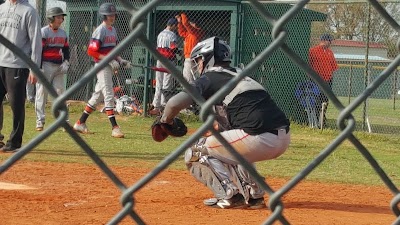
[{"xmin": 308, "ymin": 1, "xmax": 400, "ymax": 58}]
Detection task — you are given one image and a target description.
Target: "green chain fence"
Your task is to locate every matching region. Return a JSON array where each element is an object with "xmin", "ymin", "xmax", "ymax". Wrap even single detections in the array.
[{"xmin": 1, "ymin": 0, "xmax": 400, "ymax": 224}]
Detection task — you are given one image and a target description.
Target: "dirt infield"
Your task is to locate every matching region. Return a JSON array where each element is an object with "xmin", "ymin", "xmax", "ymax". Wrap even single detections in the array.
[{"xmin": 0, "ymin": 161, "xmax": 394, "ymax": 225}]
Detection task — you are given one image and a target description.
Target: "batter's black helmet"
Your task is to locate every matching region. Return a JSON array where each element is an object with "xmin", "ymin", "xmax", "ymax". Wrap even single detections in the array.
[
  {"xmin": 46, "ymin": 7, "xmax": 66, "ymax": 23},
  {"xmin": 99, "ymin": 3, "xmax": 117, "ymax": 16}
]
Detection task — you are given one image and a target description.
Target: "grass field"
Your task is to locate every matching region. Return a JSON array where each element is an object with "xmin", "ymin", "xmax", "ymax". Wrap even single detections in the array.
[
  {"xmin": 0, "ymin": 101, "xmax": 399, "ymax": 189},
  {"xmin": 325, "ymin": 96, "xmax": 400, "ymax": 134}
]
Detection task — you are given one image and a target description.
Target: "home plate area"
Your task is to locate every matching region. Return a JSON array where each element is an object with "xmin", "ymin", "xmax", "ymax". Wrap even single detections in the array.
[
  {"xmin": 0, "ymin": 182, "xmax": 37, "ymax": 190},
  {"xmin": 0, "ymin": 161, "xmax": 394, "ymax": 225}
]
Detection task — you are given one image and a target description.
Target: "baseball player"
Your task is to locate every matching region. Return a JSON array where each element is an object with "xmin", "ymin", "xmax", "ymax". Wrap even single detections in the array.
[
  {"xmin": 175, "ymin": 13, "xmax": 204, "ymax": 84},
  {"xmin": 156, "ymin": 37, "xmax": 291, "ymax": 209},
  {"xmin": 35, "ymin": 7, "xmax": 70, "ymax": 131},
  {"xmin": 73, "ymin": 2, "xmax": 131, "ymax": 138},
  {"xmin": 149, "ymin": 18, "xmax": 179, "ymax": 116}
]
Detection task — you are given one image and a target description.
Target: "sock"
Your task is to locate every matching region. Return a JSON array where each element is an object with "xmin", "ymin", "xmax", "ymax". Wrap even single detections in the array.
[
  {"xmin": 106, "ymin": 107, "xmax": 118, "ymax": 128},
  {"xmin": 79, "ymin": 104, "xmax": 95, "ymax": 124}
]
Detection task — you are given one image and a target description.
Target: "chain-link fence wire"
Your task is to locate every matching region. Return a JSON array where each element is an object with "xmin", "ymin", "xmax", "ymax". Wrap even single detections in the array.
[
  {"xmin": 1, "ymin": 0, "xmax": 400, "ymax": 224},
  {"xmin": 39, "ymin": 0, "xmax": 400, "ymax": 134},
  {"xmin": 306, "ymin": 1, "xmax": 400, "ymax": 134}
]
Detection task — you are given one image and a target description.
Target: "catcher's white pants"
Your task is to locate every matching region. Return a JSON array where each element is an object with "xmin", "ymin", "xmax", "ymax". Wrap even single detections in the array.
[
  {"xmin": 205, "ymin": 128, "xmax": 290, "ymax": 165},
  {"xmin": 182, "ymin": 58, "xmax": 195, "ymax": 84},
  {"xmin": 205, "ymin": 128, "xmax": 290, "ymax": 199},
  {"xmin": 152, "ymin": 60, "xmax": 174, "ymax": 109},
  {"xmin": 88, "ymin": 64, "xmax": 115, "ymax": 109},
  {"xmin": 35, "ymin": 61, "xmax": 65, "ymax": 124}
]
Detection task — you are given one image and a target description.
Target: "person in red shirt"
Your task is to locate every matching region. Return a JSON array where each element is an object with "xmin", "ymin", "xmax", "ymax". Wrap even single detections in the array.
[
  {"xmin": 308, "ymin": 33, "xmax": 338, "ymax": 128},
  {"xmin": 175, "ymin": 13, "xmax": 205, "ymax": 84}
]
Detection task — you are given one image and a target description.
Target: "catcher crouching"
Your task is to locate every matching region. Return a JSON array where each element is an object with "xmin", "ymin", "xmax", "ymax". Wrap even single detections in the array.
[{"xmin": 151, "ymin": 37, "xmax": 291, "ymax": 209}]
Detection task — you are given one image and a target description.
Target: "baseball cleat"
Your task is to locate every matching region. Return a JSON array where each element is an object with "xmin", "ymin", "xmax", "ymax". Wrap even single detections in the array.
[
  {"xmin": 111, "ymin": 126, "xmax": 124, "ymax": 138},
  {"xmin": 204, "ymin": 194, "xmax": 248, "ymax": 209},
  {"xmin": 247, "ymin": 197, "xmax": 267, "ymax": 209},
  {"xmin": 0, "ymin": 145, "xmax": 19, "ymax": 153},
  {"xmin": 73, "ymin": 122, "xmax": 91, "ymax": 134},
  {"xmin": 36, "ymin": 121, "xmax": 44, "ymax": 131},
  {"xmin": 148, "ymin": 108, "xmax": 162, "ymax": 116}
]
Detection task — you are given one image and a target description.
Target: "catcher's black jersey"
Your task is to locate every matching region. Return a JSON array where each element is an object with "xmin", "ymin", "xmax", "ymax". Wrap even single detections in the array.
[{"xmin": 193, "ymin": 67, "xmax": 289, "ymax": 135}]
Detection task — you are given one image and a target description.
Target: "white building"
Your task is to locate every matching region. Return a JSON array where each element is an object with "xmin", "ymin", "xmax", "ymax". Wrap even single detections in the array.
[{"xmin": 331, "ymin": 39, "xmax": 390, "ymax": 61}]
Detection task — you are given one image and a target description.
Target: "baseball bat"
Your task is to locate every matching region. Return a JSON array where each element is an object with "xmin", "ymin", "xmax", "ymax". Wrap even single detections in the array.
[
  {"xmin": 115, "ymin": 70, "xmax": 123, "ymax": 87},
  {"xmin": 130, "ymin": 63, "xmax": 170, "ymax": 73},
  {"xmin": 113, "ymin": 69, "xmax": 125, "ymax": 95}
]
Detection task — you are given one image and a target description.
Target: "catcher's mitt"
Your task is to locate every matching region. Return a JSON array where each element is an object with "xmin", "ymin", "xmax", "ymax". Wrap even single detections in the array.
[
  {"xmin": 151, "ymin": 117, "xmax": 187, "ymax": 142},
  {"xmin": 151, "ymin": 116, "xmax": 169, "ymax": 142},
  {"xmin": 161, "ymin": 117, "xmax": 187, "ymax": 137}
]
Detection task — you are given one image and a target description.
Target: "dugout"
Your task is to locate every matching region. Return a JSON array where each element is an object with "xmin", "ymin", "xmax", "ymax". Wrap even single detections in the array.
[{"xmin": 61, "ymin": 0, "xmax": 325, "ymax": 123}]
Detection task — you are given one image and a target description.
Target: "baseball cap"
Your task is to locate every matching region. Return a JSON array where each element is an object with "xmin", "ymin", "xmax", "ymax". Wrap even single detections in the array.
[
  {"xmin": 167, "ymin": 18, "xmax": 178, "ymax": 26},
  {"xmin": 320, "ymin": 33, "xmax": 334, "ymax": 42}
]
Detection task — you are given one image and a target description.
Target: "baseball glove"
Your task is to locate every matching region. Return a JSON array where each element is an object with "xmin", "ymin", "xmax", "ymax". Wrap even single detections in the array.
[
  {"xmin": 151, "ymin": 116, "xmax": 169, "ymax": 142},
  {"xmin": 151, "ymin": 117, "xmax": 187, "ymax": 142},
  {"xmin": 161, "ymin": 117, "xmax": 187, "ymax": 137}
]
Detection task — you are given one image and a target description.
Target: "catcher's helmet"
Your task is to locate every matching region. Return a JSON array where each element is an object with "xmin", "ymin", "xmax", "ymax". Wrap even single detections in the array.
[
  {"xmin": 99, "ymin": 2, "xmax": 117, "ymax": 16},
  {"xmin": 190, "ymin": 36, "xmax": 231, "ymax": 74},
  {"xmin": 46, "ymin": 7, "xmax": 66, "ymax": 23}
]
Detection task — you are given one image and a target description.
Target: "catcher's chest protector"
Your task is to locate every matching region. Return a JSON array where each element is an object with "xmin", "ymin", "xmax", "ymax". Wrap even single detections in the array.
[{"xmin": 207, "ymin": 67, "xmax": 265, "ymax": 106}]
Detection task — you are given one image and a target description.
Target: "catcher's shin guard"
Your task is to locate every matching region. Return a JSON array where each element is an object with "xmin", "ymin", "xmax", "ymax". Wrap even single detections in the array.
[
  {"xmin": 236, "ymin": 164, "xmax": 265, "ymax": 198},
  {"xmin": 185, "ymin": 140, "xmax": 240, "ymax": 200},
  {"xmin": 188, "ymin": 162, "xmax": 228, "ymax": 199},
  {"xmin": 229, "ymin": 165, "xmax": 251, "ymax": 204},
  {"xmin": 184, "ymin": 138, "xmax": 209, "ymax": 164},
  {"xmin": 186, "ymin": 152, "xmax": 239, "ymax": 200},
  {"xmin": 203, "ymin": 156, "xmax": 239, "ymax": 199}
]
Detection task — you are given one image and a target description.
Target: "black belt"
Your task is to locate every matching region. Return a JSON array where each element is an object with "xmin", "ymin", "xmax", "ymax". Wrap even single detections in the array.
[{"xmin": 266, "ymin": 126, "xmax": 290, "ymax": 135}]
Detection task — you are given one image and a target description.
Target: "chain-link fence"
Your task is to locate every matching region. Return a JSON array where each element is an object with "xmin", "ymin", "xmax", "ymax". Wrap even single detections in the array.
[
  {"xmin": 1, "ymin": 0, "xmax": 400, "ymax": 224},
  {"xmin": 38, "ymin": 0, "xmax": 400, "ymax": 134}
]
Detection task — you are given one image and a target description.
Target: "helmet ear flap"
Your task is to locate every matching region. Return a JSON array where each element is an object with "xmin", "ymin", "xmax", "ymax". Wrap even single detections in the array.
[
  {"xmin": 47, "ymin": 17, "xmax": 55, "ymax": 23},
  {"xmin": 213, "ymin": 37, "xmax": 220, "ymax": 58},
  {"xmin": 213, "ymin": 37, "xmax": 231, "ymax": 63},
  {"xmin": 102, "ymin": 14, "xmax": 117, "ymax": 21}
]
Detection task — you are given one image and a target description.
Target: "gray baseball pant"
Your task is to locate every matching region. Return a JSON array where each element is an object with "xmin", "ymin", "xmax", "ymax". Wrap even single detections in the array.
[
  {"xmin": 182, "ymin": 58, "xmax": 195, "ymax": 84},
  {"xmin": 88, "ymin": 64, "xmax": 115, "ymax": 109},
  {"xmin": 152, "ymin": 60, "xmax": 174, "ymax": 109},
  {"xmin": 35, "ymin": 61, "xmax": 65, "ymax": 125}
]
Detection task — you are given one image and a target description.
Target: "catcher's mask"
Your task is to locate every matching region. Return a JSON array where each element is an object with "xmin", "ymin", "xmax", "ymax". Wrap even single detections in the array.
[{"xmin": 190, "ymin": 36, "xmax": 231, "ymax": 79}]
